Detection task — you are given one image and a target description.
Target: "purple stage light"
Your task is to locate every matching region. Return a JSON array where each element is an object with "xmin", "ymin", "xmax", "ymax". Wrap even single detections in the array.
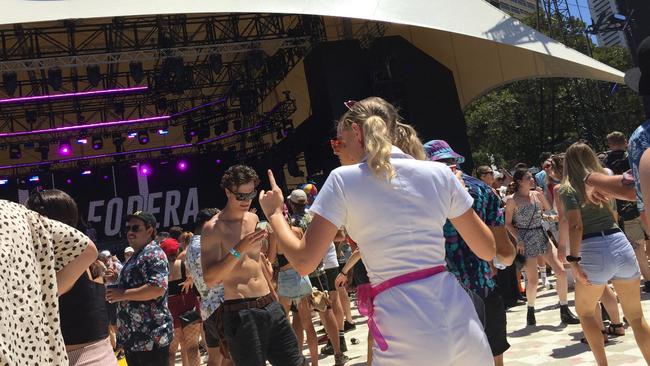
[
  {"xmin": 58, "ymin": 141, "xmax": 72, "ymax": 156},
  {"xmin": 0, "ymin": 179, "xmax": 7, "ymax": 185},
  {"xmin": 81, "ymin": 170, "xmax": 92, "ymax": 175},
  {"xmin": 0, "ymin": 115, "xmax": 170, "ymax": 138},
  {"xmin": 77, "ymin": 138, "xmax": 88, "ymax": 144},
  {"xmin": 157, "ymin": 129, "xmax": 169, "ymax": 135},
  {"xmin": 177, "ymin": 161, "xmax": 188, "ymax": 171},
  {"xmin": 66, "ymin": 178, "xmax": 72, "ymax": 184},
  {"xmin": 216, "ymin": 159, "xmax": 222, "ymax": 165},
  {"xmin": 0, "ymin": 86, "xmax": 148, "ymax": 105},
  {"xmin": 127, "ymin": 132, "xmax": 138, "ymax": 139},
  {"xmin": 28, "ymin": 175, "xmax": 40, "ymax": 182},
  {"xmin": 139, "ymin": 164, "xmax": 151, "ymax": 176},
  {"xmin": 103, "ymin": 175, "xmax": 109, "ymax": 180}
]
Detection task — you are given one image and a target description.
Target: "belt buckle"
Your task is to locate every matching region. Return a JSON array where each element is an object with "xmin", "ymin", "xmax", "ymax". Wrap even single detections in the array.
[{"xmin": 255, "ymin": 296, "xmax": 263, "ymax": 308}]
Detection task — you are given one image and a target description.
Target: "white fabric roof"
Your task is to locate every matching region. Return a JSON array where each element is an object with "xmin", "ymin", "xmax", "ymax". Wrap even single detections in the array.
[{"xmin": 0, "ymin": 0, "xmax": 625, "ymax": 106}]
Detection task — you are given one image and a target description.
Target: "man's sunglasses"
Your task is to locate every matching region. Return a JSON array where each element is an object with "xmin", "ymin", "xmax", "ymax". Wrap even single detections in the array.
[
  {"xmin": 125, "ymin": 224, "xmax": 143, "ymax": 233},
  {"xmin": 229, "ymin": 189, "xmax": 257, "ymax": 201},
  {"xmin": 481, "ymin": 171, "xmax": 494, "ymax": 176}
]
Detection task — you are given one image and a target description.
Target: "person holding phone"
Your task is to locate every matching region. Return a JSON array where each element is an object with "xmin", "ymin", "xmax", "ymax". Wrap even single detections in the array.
[{"xmin": 201, "ymin": 165, "xmax": 304, "ymax": 366}]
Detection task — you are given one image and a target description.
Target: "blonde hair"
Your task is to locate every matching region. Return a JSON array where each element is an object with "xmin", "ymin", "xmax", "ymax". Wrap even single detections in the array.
[
  {"xmin": 338, "ymin": 97, "xmax": 424, "ymax": 180},
  {"xmin": 561, "ymin": 142, "xmax": 606, "ymax": 204},
  {"xmin": 179, "ymin": 231, "xmax": 193, "ymax": 249}
]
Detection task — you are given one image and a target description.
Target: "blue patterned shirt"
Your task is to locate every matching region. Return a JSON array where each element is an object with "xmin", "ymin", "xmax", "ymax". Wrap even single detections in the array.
[
  {"xmin": 628, "ymin": 119, "xmax": 650, "ymax": 212},
  {"xmin": 116, "ymin": 242, "xmax": 173, "ymax": 351},
  {"xmin": 444, "ymin": 173, "xmax": 504, "ymax": 299}
]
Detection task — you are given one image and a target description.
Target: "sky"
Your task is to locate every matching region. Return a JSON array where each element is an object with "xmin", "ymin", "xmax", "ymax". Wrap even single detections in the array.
[{"xmin": 566, "ymin": 0, "xmax": 593, "ymax": 25}]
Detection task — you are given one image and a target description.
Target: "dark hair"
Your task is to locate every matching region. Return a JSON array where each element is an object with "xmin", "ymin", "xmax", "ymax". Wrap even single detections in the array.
[
  {"xmin": 539, "ymin": 152, "xmax": 552, "ymax": 164},
  {"xmin": 168, "ymin": 226, "xmax": 183, "ymax": 240},
  {"xmin": 514, "ymin": 163, "xmax": 528, "ymax": 170},
  {"xmin": 194, "ymin": 208, "xmax": 220, "ymax": 232},
  {"xmin": 512, "ymin": 168, "xmax": 530, "ymax": 191},
  {"xmin": 26, "ymin": 189, "xmax": 79, "ymax": 227},
  {"xmin": 220, "ymin": 165, "xmax": 260, "ymax": 191}
]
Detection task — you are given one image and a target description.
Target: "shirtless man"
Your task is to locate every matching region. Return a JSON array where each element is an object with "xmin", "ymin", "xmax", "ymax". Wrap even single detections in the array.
[{"xmin": 201, "ymin": 164, "xmax": 305, "ymax": 366}]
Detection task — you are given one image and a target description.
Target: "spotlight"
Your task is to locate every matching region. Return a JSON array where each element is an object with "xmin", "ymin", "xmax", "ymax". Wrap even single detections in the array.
[
  {"xmin": 127, "ymin": 132, "xmax": 138, "ymax": 139},
  {"xmin": 177, "ymin": 160, "xmax": 188, "ymax": 171},
  {"xmin": 9, "ymin": 144, "xmax": 21, "ymax": 159},
  {"xmin": 77, "ymin": 138, "xmax": 88, "ymax": 145},
  {"xmin": 3, "ymin": 72, "xmax": 17, "ymax": 95},
  {"xmin": 58, "ymin": 140, "xmax": 72, "ymax": 156},
  {"xmin": 112, "ymin": 134, "xmax": 125, "ymax": 153},
  {"xmin": 215, "ymin": 159, "xmax": 222, "ymax": 165},
  {"xmin": 81, "ymin": 170, "xmax": 92, "ymax": 175},
  {"xmin": 65, "ymin": 178, "xmax": 72, "ymax": 184},
  {"xmin": 0, "ymin": 178, "xmax": 8, "ymax": 185},
  {"xmin": 157, "ymin": 128, "xmax": 169, "ymax": 135},
  {"xmin": 86, "ymin": 64, "xmax": 101, "ymax": 87},
  {"xmin": 48, "ymin": 67, "xmax": 63, "ymax": 91},
  {"xmin": 129, "ymin": 61, "xmax": 144, "ymax": 84},
  {"xmin": 28, "ymin": 175, "xmax": 40, "ymax": 183},
  {"xmin": 92, "ymin": 135, "xmax": 103, "ymax": 150},
  {"xmin": 137, "ymin": 130, "xmax": 149, "ymax": 145},
  {"xmin": 138, "ymin": 164, "xmax": 151, "ymax": 176}
]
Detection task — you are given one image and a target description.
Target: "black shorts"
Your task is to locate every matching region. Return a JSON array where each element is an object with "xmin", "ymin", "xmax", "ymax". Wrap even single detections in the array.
[
  {"xmin": 202, "ymin": 309, "xmax": 221, "ymax": 348},
  {"xmin": 352, "ymin": 260, "xmax": 369, "ymax": 286},
  {"xmin": 483, "ymin": 291, "xmax": 510, "ymax": 356},
  {"xmin": 222, "ymin": 300, "xmax": 304, "ymax": 366},
  {"xmin": 311, "ymin": 267, "xmax": 338, "ymax": 292}
]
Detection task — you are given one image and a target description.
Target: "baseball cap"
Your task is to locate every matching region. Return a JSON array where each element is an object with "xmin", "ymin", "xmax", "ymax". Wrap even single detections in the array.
[
  {"xmin": 289, "ymin": 189, "xmax": 308, "ymax": 204},
  {"xmin": 160, "ymin": 238, "xmax": 180, "ymax": 258},
  {"xmin": 99, "ymin": 250, "xmax": 111, "ymax": 258},
  {"xmin": 423, "ymin": 140, "xmax": 465, "ymax": 164},
  {"xmin": 126, "ymin": 211, "xmax": 157, "ymax": 227},
  {"xmin": 124, "ymin": 247, "xmax": 134, "ymax": 254}
]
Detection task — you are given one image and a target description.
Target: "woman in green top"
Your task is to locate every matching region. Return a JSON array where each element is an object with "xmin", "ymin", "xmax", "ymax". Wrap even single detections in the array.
[{"xmin": 561, "ymin": 142, "xmax": 650, "ymax": 366}]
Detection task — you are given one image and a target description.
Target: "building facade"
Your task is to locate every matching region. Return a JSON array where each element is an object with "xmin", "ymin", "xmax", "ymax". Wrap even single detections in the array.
[{"xmin": 588, "ymin": 0, "xmax": 628, "ymax": 47}]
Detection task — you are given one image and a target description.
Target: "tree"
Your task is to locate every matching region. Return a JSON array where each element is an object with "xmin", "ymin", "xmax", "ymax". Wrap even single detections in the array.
[{"xmin": 464, "ymin": 13, "xmax": 646, "ymax": 167}]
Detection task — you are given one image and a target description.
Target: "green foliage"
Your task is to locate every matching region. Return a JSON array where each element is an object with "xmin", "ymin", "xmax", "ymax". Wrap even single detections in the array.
[{"xmin": 465, "ymin": 14, "xmax": 647, "ymax": 167}]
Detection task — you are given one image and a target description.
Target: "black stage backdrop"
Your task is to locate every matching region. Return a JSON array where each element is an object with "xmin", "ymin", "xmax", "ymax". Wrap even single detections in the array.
[{"xmin": 0, "ymin": 152, "xmax": 273, "ymax": 243}]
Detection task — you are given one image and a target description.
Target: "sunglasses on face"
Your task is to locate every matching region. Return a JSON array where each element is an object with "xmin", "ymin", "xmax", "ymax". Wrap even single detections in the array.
[
  {"xmin": 330, "ymin": 138, "xmax": 345, "ymax": 154},
  {"xmin": 482, "ymin": 171, "xmax": 494, "ymax": 176},
  {"xmin": 229, "ymin": 189, "xmax": 257, "ymax": 201},
  {"xmin": 125, "ymin": 224, "xmax": 143, "ymax": 233}
]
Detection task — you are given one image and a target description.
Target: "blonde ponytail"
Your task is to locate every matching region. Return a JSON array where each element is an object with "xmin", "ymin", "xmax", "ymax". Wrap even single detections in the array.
[
  {"xmin": 395, "ymin": 122, "xmax": 425, "ymax": 160},
  {"xmin": 363, "ymin": 116, "xmax": 395, "ymax": 180}
]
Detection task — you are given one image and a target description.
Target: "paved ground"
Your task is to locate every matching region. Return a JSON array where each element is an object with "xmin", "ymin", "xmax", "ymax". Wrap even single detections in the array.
[{"xmin": 176, "ymin": 280, "xmax": 650, "ymax": 366}]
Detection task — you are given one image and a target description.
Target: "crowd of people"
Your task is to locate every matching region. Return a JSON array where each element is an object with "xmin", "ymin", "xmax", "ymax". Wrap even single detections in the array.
[{"xmin": 1, "ymin": 36, "xmax": 650, "ymax": 366}]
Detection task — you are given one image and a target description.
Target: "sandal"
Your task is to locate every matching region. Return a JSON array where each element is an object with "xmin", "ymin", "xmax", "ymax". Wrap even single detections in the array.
[
  {"xmin": 606, "ymin": 323, "xmax": 625, "ymax": 337},
  {"xmin": 580, "ymin": 330, "xmax": 609, "ymax": 344}
]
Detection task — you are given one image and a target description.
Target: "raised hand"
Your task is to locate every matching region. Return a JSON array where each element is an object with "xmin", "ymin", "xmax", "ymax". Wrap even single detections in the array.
[
  {"xmin": 259, "ymin": 170, "xmax": 286, "ymax": 218},
  {"xmin": 236, "ymin": 229, "xmax": 268, "ymax": 253}
]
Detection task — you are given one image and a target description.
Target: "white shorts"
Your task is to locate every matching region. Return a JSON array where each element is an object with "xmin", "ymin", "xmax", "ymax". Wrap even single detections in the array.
[{"xmin": 372, "ymin": 271, "xmax": 494, "ymax": 366}]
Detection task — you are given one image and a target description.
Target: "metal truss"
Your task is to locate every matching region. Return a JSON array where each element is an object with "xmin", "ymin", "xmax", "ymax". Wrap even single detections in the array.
[{"xmin": 0, "ymin": 98, "xmax": 297, "ymax": 175}]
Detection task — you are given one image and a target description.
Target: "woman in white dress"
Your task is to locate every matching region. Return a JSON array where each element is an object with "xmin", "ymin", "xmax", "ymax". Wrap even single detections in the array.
[{"xmin": 259, "ymin": 97, "xmax": 496, "ymax": 365}]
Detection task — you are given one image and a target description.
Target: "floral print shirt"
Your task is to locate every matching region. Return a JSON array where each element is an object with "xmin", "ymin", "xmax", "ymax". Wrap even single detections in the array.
[
  {"xmin": 628, "ymin": 119, "xmax": 650, "ymax": 212},
  {"xmin": 444, "ymin": 173, "xmax": 504, "ymax": 299},
  {"xmin": 116, "ymin": 242, "xmax": 173, "ymax": 352},
  {"xmin": 185, "ymin": 235, "xmax": 225, "ymax": 320}
]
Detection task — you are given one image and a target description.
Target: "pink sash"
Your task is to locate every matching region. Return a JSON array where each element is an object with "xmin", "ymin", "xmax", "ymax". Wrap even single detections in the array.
[{"xmin": 356, "ymin": 265, "xmax": 446, "ymax": 351}]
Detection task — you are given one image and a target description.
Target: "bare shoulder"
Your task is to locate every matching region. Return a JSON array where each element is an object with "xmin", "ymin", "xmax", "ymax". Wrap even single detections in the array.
[
  {"xmin": 244, "ymin": 211, "xmax": 260, "ymax": 224},
  {"xmin": 202, "ymin": 214, "xmax": 222, "ymax": 240}
]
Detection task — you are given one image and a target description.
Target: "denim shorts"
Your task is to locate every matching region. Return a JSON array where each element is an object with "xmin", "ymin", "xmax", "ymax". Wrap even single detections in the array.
[
  {"xmin": 580, "ymin": 232, "xmax": 641, "ymax": 285},
  {"xmin": 277, "ymin": 268, "xmax": 312, "ymax": 301}
]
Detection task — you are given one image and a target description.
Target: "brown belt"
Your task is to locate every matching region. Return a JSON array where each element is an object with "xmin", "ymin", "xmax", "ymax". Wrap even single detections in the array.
[{"xmin": 221, "ymin": 293, "xmax": 274, "ymax": 313}]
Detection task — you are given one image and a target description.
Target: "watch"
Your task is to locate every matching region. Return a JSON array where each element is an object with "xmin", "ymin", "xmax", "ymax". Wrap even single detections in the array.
[{"xmin": 566, "ymin": 255, "xmax": 582, "ymax": 263}]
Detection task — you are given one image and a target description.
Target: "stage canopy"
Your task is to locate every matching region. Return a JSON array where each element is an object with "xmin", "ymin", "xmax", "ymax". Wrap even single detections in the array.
[{"xmin": 0, "ymin": 0, "xmax": 625, "ymax": 106}]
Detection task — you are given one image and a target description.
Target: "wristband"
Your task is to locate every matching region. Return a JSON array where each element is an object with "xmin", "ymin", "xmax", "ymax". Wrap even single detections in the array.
[
  {"xmin": 229, "ymin": 248, "xmax": 242, "ymax": 260},
  {"xmin": 566, "ymin": 255, "xmax": 581, "ymax": 263},
  {"xmin": 341, "ymin": 270, "xmax": 348, "ymax": 276}
]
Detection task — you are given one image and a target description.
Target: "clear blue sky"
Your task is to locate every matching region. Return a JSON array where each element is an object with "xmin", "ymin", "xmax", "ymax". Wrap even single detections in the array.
[{"xmin": 566, "ymin": 0, "xmax": 593, "ymax": 25}]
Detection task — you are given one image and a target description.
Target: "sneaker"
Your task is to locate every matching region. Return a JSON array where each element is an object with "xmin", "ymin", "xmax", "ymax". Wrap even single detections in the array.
[
  {"xmin": 320, "ymin": 341, "xmax": 334, "ymax": 355},
  {"xmin": 340, "ymin": 335, "xmax": 348, "ymax": 353},
  {"xmin": 560, "ymin": 305, "xmax": 580, "ymax": 325},
  {"xmin": 343, "ymin": 320, "xmax": 356, "ymax": 332},
  {"xmin": 527, "ymin": 307, "xmax": 536, "ymax": 326},
  {"xmin": 334, "ymin": 353, "xmax": 349, "ymax": 366}
]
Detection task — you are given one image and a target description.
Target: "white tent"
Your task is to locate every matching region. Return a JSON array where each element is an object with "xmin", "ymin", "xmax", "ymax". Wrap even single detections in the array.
[{"xmin": 0, "ymin": 0, "xmax": 625, "ymax": 106}]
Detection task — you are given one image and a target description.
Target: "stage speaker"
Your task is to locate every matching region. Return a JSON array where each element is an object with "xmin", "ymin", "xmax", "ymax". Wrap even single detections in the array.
[{"xmin": 301, "ymin": 37, "xmax": 473, "ymax": 176}]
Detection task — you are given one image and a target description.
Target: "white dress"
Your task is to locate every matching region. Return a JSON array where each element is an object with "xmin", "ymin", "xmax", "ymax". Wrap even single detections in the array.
[{"xmin": 310, "ymin": 147, "xmax": 494, "ymax": 366}]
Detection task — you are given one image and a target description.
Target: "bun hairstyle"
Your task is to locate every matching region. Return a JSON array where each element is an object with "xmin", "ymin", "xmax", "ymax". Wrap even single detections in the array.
[
  {"xmin": 512, "ymin": 168, "xmax": 530, "ymax": 191},
  {"xmin": 338, "ymin": 97, "xmax": 425, "ymax": 180}
]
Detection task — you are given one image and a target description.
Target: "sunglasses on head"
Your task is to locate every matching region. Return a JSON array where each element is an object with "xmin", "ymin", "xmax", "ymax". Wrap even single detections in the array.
[
  {"xmin": 125, "ymin": 224, "xmax": 143, "ymax": 233},
  {"xmin": 229, "ymin": 189, "xmax": 257, "ymax": 201},
  {"xmin": 344, "ymin": 100, "xmax": 357, "ymax": 110}
]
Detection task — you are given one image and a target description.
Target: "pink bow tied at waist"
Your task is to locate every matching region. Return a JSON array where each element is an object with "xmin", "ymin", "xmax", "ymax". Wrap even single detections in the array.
[{"xmin": 356, "ymin": 265, "xmax": 447, "ymax": 351}]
